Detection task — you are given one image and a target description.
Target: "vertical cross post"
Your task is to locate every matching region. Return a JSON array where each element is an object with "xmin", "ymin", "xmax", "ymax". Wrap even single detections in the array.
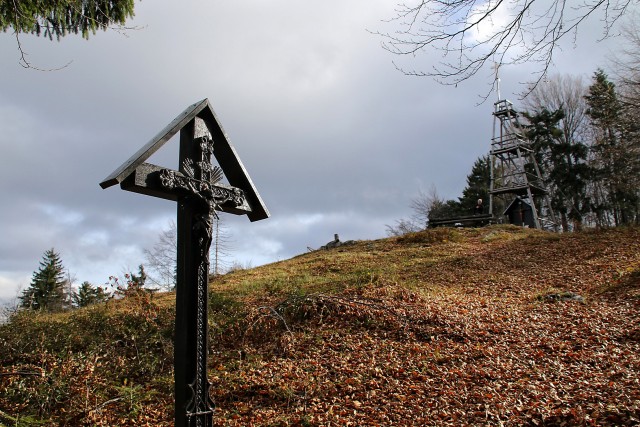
[{"xmin": 174, "ymin": 118, "xmax": 215, "ymax": 426}]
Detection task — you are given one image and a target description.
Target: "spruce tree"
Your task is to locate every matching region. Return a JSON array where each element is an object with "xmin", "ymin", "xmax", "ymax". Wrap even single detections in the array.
[
  {"xmin": 428, "ymin": 199, "xmax": 463, "ymax": 220},
  {"xmin": 585, "ymin": 70, "xmax": 622, "ymax": 142},
  {"xmin": 72, "ymin": 281, "xmax": 108, "ymax": 307},
  {"xmin": 458, "ymin": 155, "xmax": 491, "ymax": 214},
  {"xmin": 585, "ymin": 69, "xmax": 638, "ymax": 225},
  {"xmin": 523, "ymin": 108, "xmax": 591, "ymax": 231},
  {"xmin": 129, "ymin": 264, "xmax": 147, "ymax": 289},
  {"xmin": 0, "ymin": 0, "xmax": 136, "ymax": 40},
  {"xmin": 20, "ymin": 249, "xmax": 68, "ymax": 311}
]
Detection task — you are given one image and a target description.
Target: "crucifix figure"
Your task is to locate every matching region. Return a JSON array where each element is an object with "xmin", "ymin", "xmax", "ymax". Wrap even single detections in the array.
[{"xmin": 100, "ymin": 100, "xmax": 269, "ymax": 426}]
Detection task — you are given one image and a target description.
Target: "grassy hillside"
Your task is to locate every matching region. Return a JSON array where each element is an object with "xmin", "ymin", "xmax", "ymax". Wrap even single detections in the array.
[{"xmin": 1, "ymin": 226, "xmax": 639, "ymax": 426}]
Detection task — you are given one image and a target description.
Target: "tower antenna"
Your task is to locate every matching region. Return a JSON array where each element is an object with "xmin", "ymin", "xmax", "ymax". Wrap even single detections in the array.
[{"xmin": 494, "ymin": 62, "xmax": 501, "ymax": 101}]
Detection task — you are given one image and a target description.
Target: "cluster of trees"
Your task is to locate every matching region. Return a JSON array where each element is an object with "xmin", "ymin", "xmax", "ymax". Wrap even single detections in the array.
[
  {"xmin": 379, "ymin": 2, "xmax": 639, "ymax": 233},
  {"xmin": 389, "ymin": 50, "xmax": 640, "ymax": 234},
  {"xmin": 386, "ymin": 155, "xmax": 491, "ymax": 235},
  {"xmin": 19, "ymin": 249, "xmax": 106, "ymax": 311},
  {"xmin": 18, "ymin": 217, "xmax": 234, "ymax": 312},
  {"xmin": 521, "ymin": 64, "xmax": 640, "ymax": 229},
  {"xmin": 18, "ymin": 249, "xmax": 148, "ymax": 312}
]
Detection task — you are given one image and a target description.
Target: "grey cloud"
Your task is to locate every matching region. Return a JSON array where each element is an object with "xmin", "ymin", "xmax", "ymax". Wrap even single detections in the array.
[{"xmin": 0, "ymin": 0, "xmax": 627, "ymax": 299}]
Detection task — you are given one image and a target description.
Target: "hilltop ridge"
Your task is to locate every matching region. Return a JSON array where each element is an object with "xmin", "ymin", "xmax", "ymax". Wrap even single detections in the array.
[{"xmin": 1, "ymin": 226, "xmax": 639, "ymax": 426}]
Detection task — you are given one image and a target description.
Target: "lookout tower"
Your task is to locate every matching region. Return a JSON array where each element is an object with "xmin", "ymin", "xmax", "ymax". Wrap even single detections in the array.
[{"xmin": 488, "ymin": 98, "xmax": 556, "ymax": 229}]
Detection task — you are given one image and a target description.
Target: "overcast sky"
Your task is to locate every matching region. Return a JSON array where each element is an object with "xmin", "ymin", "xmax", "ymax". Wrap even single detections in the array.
[{"xmin": 0, "ymin": 0, "xmax": 633, "ymax": 302}]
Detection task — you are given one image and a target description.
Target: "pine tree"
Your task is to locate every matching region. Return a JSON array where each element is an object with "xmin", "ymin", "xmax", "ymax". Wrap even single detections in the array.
[
  {"xmin": 0, "ymin": 0, "xmax": 136, "ymax": 40},
  {"xmin": 458, "ymin": 155, "xmax": 491, "ymax": 214},
  {"xmin": 428, "ymin": 199, "xmax": 463, "ymax": 221},
  {"xmin": 585, "ymin": 69, "xmax": 639, "ymax": 225},
  {"xmin": 111, "ymin": 265, "xmax": 148, "ymax": 298},
  {"xmin": 129, "ymin": 264, "xmax": 147, "ymax": 289},
  {"xmin": 20, "ymin": 249, "xmax": 68, "ymax": 311},
  {"xmin": 523, "ymin": 108, "xmax": 591, "ymax": 231},
  {"xmin": 72, "ymin": 281, "xmax": 108, "ymax": 307}
]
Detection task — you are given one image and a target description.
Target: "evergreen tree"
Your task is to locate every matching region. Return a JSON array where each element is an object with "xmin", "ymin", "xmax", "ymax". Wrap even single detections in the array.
[
  {"xmin": 458, "ymin": 155, "xmax": 491, "ymax": 214},
  {"xmin": 523, "ymin": 108, "xmax": 591, "ymax": 231},
  {"xmin": 585, "ymin": 70, "xmax": 622, "ymax": 142},
  {"xmin": 585, "ymin": 69, "xmax": 639, "ymax": 225},
  {"xmin": 0, "ymin": 0, "xmax": 136, "ymax": 40},
  {"xmin": 385, "ymin": 186, "xmax": 459, "ymax": 235},
  {"xmin": 20, "ymin": 249, "xmax": 68, "ymax": 311},
  {"xmin": 428, "ymin": 199, "xmax": 464, "ymax": 221},
  {"xmin": 128, "ymin": 264, "xmax": 147, "ymax": 289},
  {"xmin": 131, "ymin": 264, "xmax": 147, "ymax": 288},
  {"xmin": 72, "ymin": 281, "xmax": 109, "ymax": 307}
]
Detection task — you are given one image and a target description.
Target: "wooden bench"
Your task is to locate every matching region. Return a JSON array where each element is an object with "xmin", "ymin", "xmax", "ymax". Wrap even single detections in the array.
[{"xmin": 428, "ymin": 214, "xmax": 494, "ymax": 228}]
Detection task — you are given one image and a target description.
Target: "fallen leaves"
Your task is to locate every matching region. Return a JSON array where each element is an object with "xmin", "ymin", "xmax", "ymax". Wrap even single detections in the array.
[
  {"xmin": 1, "ymin": 226, "xmax": 640, "ymax": 425},
  {"xmin": 207, "ymin": 227, "xmax": 640, "ymax": 426}
]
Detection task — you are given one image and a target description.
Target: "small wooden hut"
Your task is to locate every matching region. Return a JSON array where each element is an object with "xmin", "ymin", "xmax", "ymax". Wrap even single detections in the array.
[{"xmin": 503, "ymin": 197, "xmax": 535, "ymax": 228}]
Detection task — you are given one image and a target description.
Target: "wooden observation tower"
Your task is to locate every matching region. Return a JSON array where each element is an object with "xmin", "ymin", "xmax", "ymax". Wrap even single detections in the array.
[
  {"xmin": 429, "ymin": 69, "xmax": 557, "ymax": 230},
  {"xmin": 488, "ymin": 97, "xmax": 557, "ymax": 229}
]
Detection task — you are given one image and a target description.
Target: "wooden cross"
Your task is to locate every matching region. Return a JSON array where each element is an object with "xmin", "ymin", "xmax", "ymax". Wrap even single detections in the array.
[{"xmin": 100, "ymin": 100, "xmax": 269, "ymax": 426}]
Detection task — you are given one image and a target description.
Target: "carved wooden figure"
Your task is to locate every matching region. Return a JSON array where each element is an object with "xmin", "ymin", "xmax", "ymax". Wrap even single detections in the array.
[{"xmin": 100, "ymin": 100, "xmax": 269, "ymax": 426}]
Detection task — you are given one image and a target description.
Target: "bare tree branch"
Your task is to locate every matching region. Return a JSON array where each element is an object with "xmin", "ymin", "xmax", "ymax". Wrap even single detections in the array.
[{"xmin": 376, "ymin": 0, "xmax": 633, "ymax": 90}]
